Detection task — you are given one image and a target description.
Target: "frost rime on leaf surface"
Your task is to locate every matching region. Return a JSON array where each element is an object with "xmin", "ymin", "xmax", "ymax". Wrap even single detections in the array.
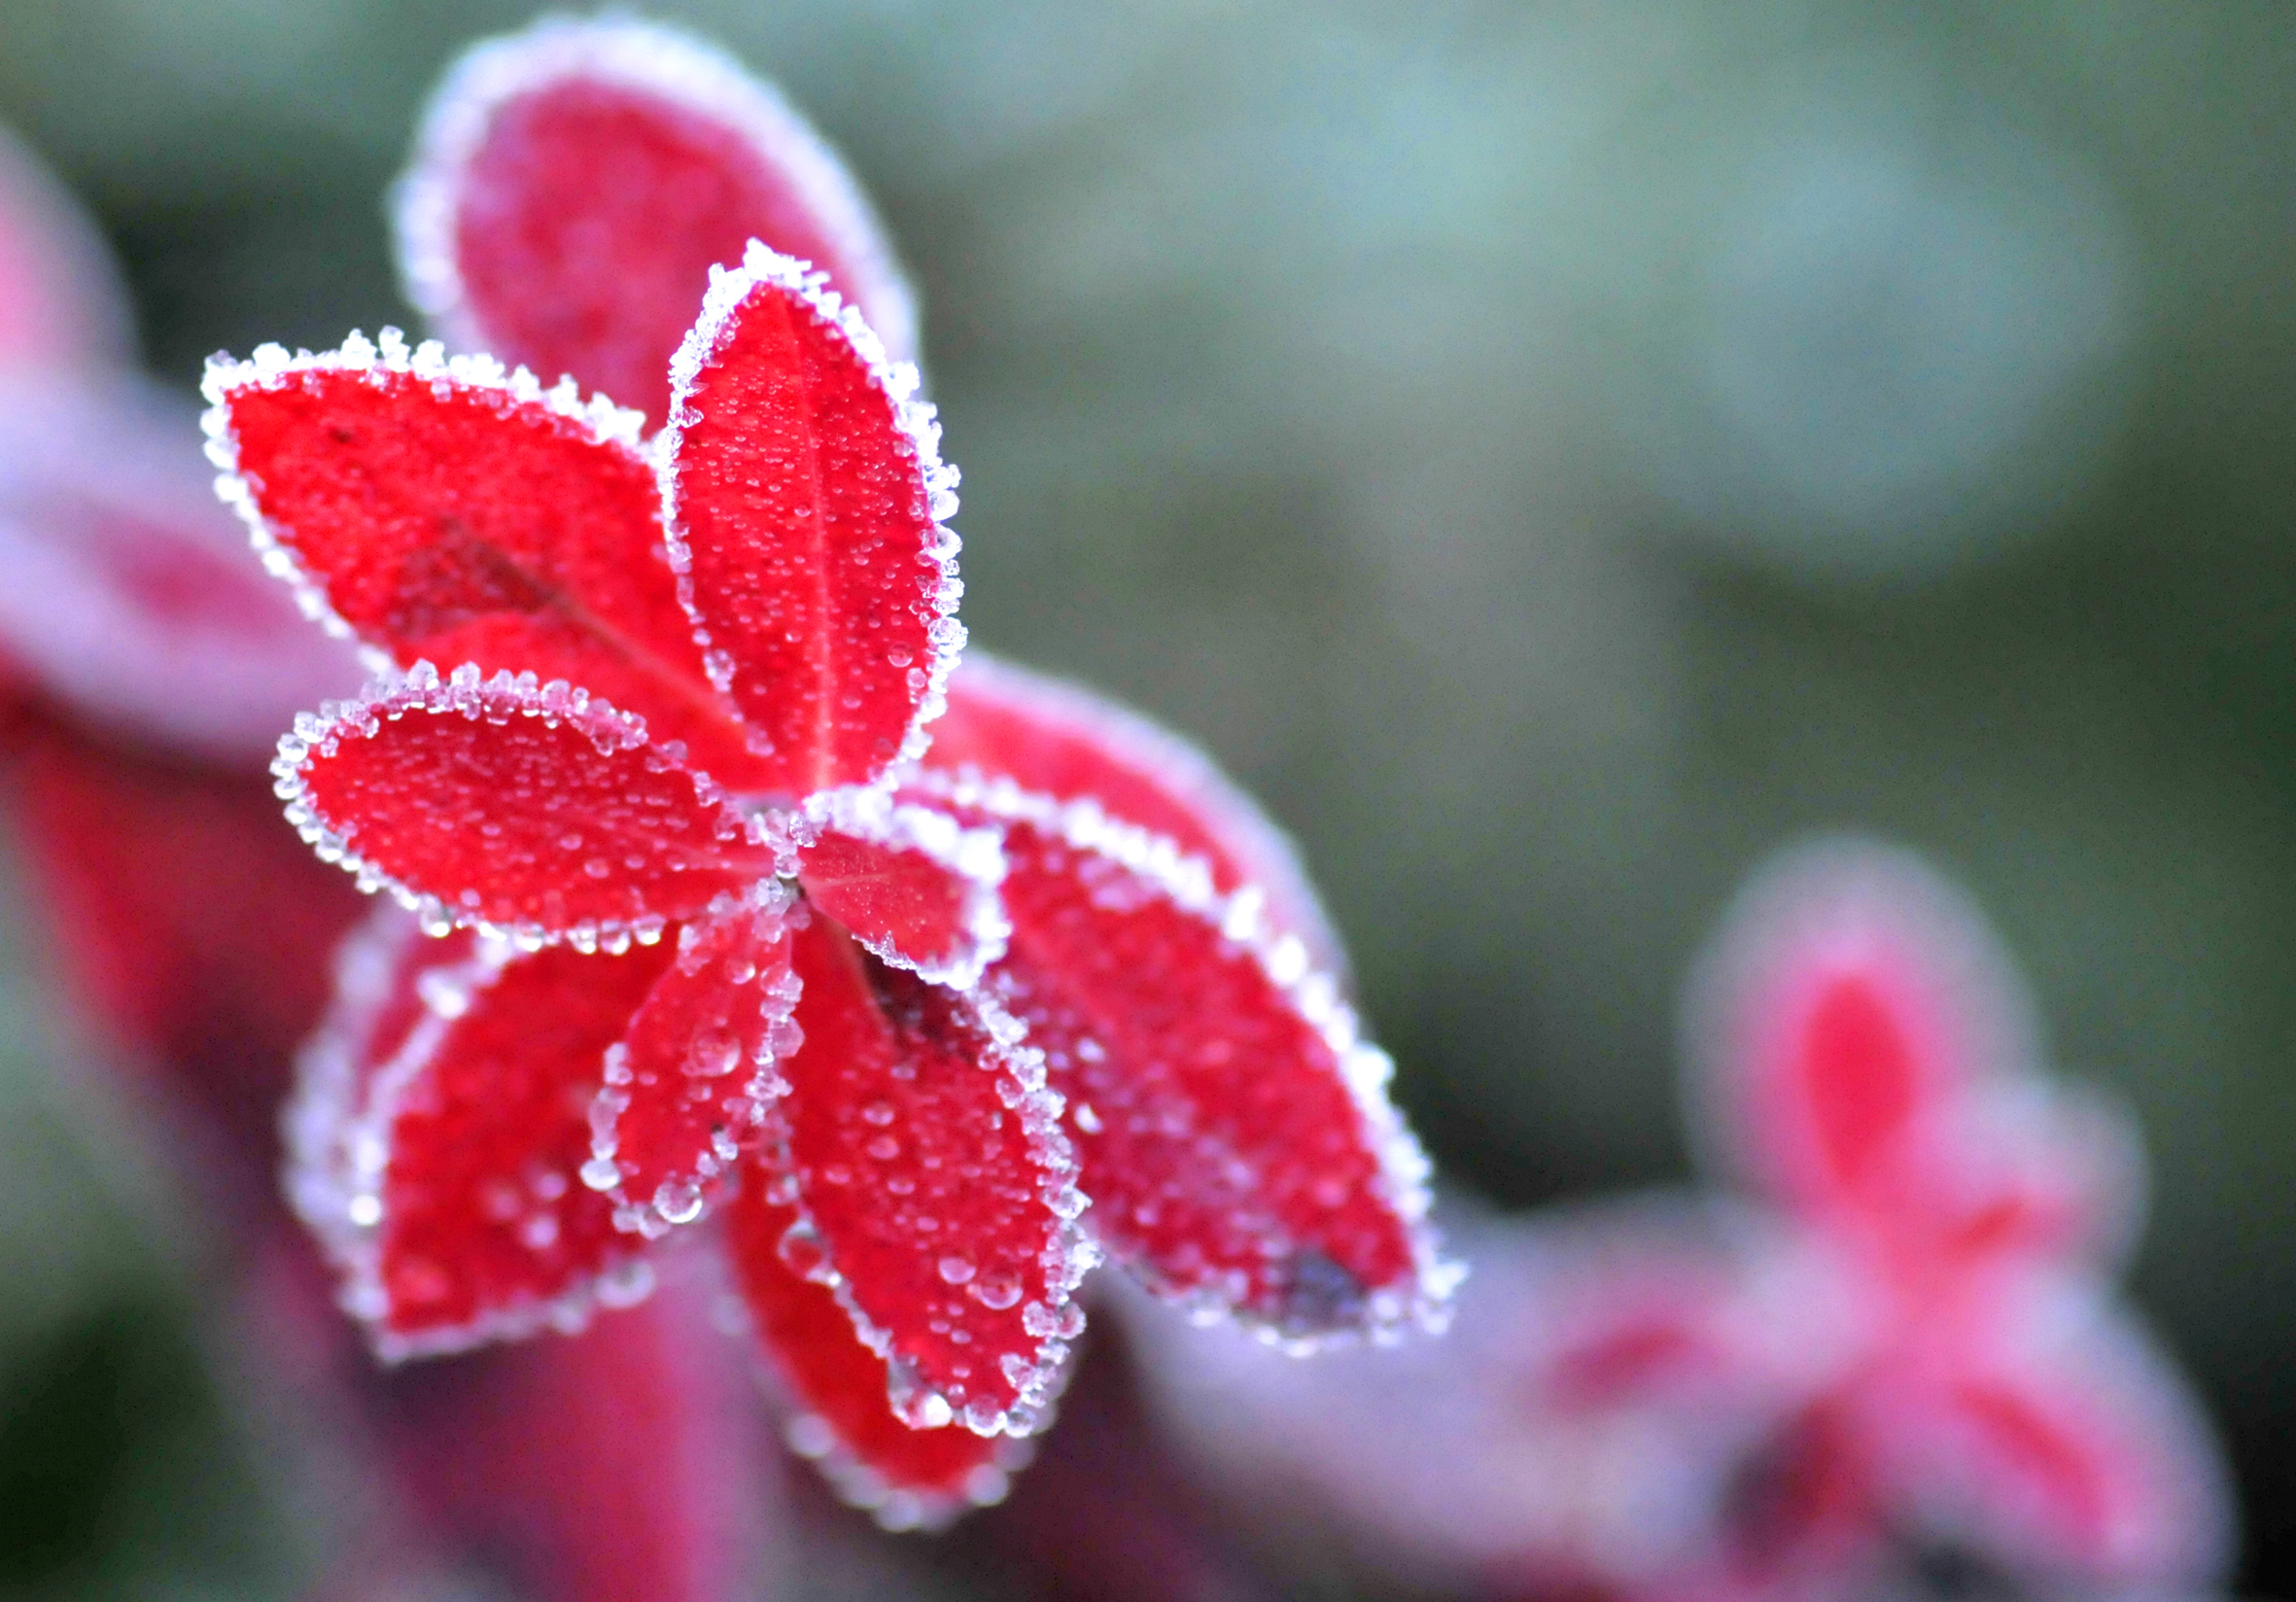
[
  {"xmin": 583, "ymin": 884, "xmax": 802, "ymax": 1236},
  {"xmin": 396, "ymin": 13, "xmax": 918, "ymax": 423},
  {"xmin": 275, "ymin": 663, "xmax": 772, "ymax": 948},
  {"xmin": 286, "ymin": 909, "xmax": 668, "ymax": 1359},
  {"xmin": 726, "ymin": 1186, "xmax": 1031, "ymax": 1531},
  {"xmin": 917, "ymin": 770, "xmax": 1453, "ymax": 1346},
  {"xmin": 927, "ymin": 652, "xmax": 1348, "ymax": 977},
  {"xmin": 662, "ymin": 241, "xmax": 963, "ymax": 801},
  {"xmin": 775, "ymin": 914, "xmax": 1091, "ymax": 1435},
  {"xmin": 202, "ymin": 331, "xmax": 765, "ymax": 783},
  {"xmin": 794, "ymin": 784, "xmax": 1010, "ymax": 988}
]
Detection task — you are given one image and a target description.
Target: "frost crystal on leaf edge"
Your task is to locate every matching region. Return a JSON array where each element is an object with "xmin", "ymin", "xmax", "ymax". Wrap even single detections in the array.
[{"xmin": 392, "ymin": 12, "xmax": 919, "ymax": 372}]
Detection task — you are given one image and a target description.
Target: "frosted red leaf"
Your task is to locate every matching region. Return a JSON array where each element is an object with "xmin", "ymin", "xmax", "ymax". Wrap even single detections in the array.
[
  {"xmin": 278, "ymin": 663, "xmax": 771, "ymax": 945},
  {"xmin": 3, "ymin": 720, "xmax": 365, "ymax": 1130},
  {"xmin": 930, "ymin": 779, "xmax": 1442, "ymax": 1342},
  {"xmin": 379, "ymin": 1271, "xmax": 788, "ymax": 1602},
  {"xmin": 0, "ymin": 123, "xmax": 130, "ymax": 367},
  {"xmin": 0, "ymin": 372, "xmax": 361, "ymax": 757},
  {"xmin": 584, "ymin": 885, "xmax": 800, "ymax": 1235},
  {"xmin": 1863, "ymin": 1279, "xmax": 2233, "ymax": 1585},
  {"xmin": 663, "ymin": 241, "xmax": 961, "ymax": 801},
  {"xmin": 397, "ymin": 15, "xmax": 917, "ymax": 426},
  {"xmin": 795, "ymin": 785, "xmax": 1008, "ymax": 986},
  {"xmin": 287, "ymin": 910, "xmax": 673, "ymax": 1357},
  {"xmin": 726, "ymin": 1183, "xmax": 1025, "ymax": 1529},
  {"xmin": 203, "ymin": 332, "xmax": 763, "ymax": 781},
  {"xmin": 927, "ymin": 652, "xmax": 1345, "ymax": 973},
  {"xmin": 776, "ymin": 914, "xmax": 1088, "ymax": 1435},
  {"xmin": 1687, "ymin": 841, "xmax": 2036, "ymax": 1229}
]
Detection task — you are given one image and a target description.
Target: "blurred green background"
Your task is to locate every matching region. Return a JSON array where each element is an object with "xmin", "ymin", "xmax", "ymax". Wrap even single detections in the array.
[{"xmin": 0, "ymin": 0, "xmax": 2291, "ymax": 1594}]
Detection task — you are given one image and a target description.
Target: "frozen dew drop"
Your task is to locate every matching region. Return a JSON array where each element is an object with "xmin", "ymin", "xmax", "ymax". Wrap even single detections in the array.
[
  {"xmin": 860, "ymin": 1098, "xmax": 896, "ymax": 1127},
  {"xmin": 579, "ymin": 1155, "xmax": 623, "ymax": 1192},
  {"xmin": 970, "ymin": 1271, "xmax": 1024, "ymax": 1310},
  {"xmin": 684, "ymin": 1030, "xmax": 742, "ymax": 1078},
  {"xmin": 961, "ymin": 1396, "xmax": 1002, "ymax": 1436},
  {"xmin": 653, "ymin": 1178, "xmax": 705, "ymax": 1224},
  {"xmin": 937, "ymin": 1255, "xmax": 977, "ymax": 1286},
  {"xmin": 777, "ymin": 1220, "xmax": 835, "ymax": 1283},
  {"xmin": 595, "ymin": 1258, "xmax": 655, "ymax": 1308}
]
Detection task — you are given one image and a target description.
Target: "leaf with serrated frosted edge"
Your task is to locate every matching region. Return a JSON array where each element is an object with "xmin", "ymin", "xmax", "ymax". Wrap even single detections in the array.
[
  {"xmin": 662, "ymin": 242, "xmax": 962, "ymax": 803},
  {"xmin": 396, "ymin": 14, "xmax": 918, "ymax": 425},
  {"xmin": 795, "ymin": 785, "xmax": 1009, "ymax": 988},
  {"xmin": 583, "ymin": 885, "xmax": 801, "ymax": 1236},
  {"xmin": 203, "ymin": 331, "xmax": 768, "ymax": 784},
  {"xmin": 925, "ymin": 784, "xmax": 1450, "ymax": 1345},
  {"xmin": 285, "ymin": 909, "xmax": 672, "ymax": 1358},
  {"xmin": 774, "ymin": 915, "xmax": 1090, "ymax": 1438},
  {"xmin": 277, "ymin": 663, "xmax": 772, "ymax": 946},
  {"xmin": 925, "ymin": 652, "xmax": 1348, "ymax": 977},
  {"xmin": 725, "ymin": 1182, "xmax": 1029, "ymax": 1530}
]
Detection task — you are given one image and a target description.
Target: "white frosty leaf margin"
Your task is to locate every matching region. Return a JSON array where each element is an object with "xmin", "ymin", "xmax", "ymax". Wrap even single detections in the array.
[
  {"xmin": 933, "ymin": 650, "xmax": 1351, "ymax": 982},
  {"xmin": 272, "ymin": 659, "xmax": 764, "ymax": 954},
  {"xmin": 283, "ymin": 905, "xmax": 660, "ymax": 1363},
  {"xmin": 659, "ymin": 240, "xmax": 964, "ymax": 791},
  {"xmin": 200, "ymin": 327, "xmax": 651, "ymax": 677},
  {"xmin": 787, "ymin": 783, "xmax": 1011, "ymax": 990},
  {"xmin": 393, "ymin": 13, "xmax": 920, "ymax": 371},
  {"xmin": 709, "ymin": 1264, "xmax": 1054, "ymax": 1536},
  {"xmin": 753, "ymin": 912, "xmax": 1095, "ymax": 1451},
  {"xmin": 910, "ymin": 767, "xmax": 1463, "ymax": 1350},
  {"xmin": 582, "ymin": 879, "xmax": 804, "ymax": 1237},
  {"xmin": 1677, "ymin": 834, "xmax": 2051, "ymax": 1207}
]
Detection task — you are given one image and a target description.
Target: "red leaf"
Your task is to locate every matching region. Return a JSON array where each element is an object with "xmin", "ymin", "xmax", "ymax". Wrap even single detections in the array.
[
  {"xmin": 397, "ymin": 15, "xmax": 917, "ymax": 426},
  {"xmin": 287, "ymin": 909, "xmax": 674, "ymax": 1356},
  {"xmin": 1864, "ymin": 1278, "xmax": 2233, "ymax": 1587},
  {"xmin": 2, "ymin": 718, "xmax": 365, "ymax": 1141},
  {"xmin": 947, "ymin": 783, "xmax": 1446, "ymax": 1341},
  {"xmin": 379, "ymin": 1271, "xmax": 789, "ymax": 1602},
  {"xmin": 0, "ymin": 372, "xmax": 360, "ymax": 758},
  {"xmin": 1686, "ymin": 840, "xmax": 2035, "ymax": 1228},
  {"xmin": 795, "ymin": 785, "xmax": 1008, "ymax": 985},
  {"xmin": 584, "ymin": 886, "xmax": 800, "ymax": 1234},
  {"xmin": 0, "ymin": 123, "xmax": 130, "ymax": 366},
  {"xmin": 777, "ymin": 913, "xmax": 1088, "ymax": 1434},
  {"xmin": 203, "ymin": 332, "xmax": 762, "ymax": 781},
  {"xmin": 926, "ymin": 652, "xmax": 1345, "ymax": 973},
  {"xmin": 662, "ymin": 243, "xmax": 960, "ymax": 801},
  {"xmin": 725, "ymin": 1180, "xmax": 1028, "ymax": 1529},
  {"xmin": 279, "ymin": 663, "xmax": 771, "ymax": 945}
]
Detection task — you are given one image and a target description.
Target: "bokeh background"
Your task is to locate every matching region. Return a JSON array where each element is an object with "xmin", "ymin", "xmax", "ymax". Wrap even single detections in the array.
[{"xmin": 0, "ymin": 0, "xmax": 2291, "ymax": 1595}]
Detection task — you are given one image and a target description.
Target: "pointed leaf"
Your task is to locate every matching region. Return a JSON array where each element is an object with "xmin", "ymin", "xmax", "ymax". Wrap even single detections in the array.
[
  {"xmin": 0, "ymin": 372, "xmax": 360, "ymax": 757},
  {"xmin": 1867, "ymin": 1279, "xmax": 2234, "ymax": 1588},
  {"xmin": 204, "ymin": 331, "xmax": 763, "ymax": 781},
  {"xmin": 776, "ymin": 914, "xmax": 1089, "ymax": 1435},
  {"xmin": 926, "ymin": 652, "xmax": 1345, "ymax": 973},
  {"xmin": 286, "ymin": 909, "xmax": 676, "ymax": 1357},
  {"xmin": 726, "ymin": 1182, "xmax": 1027, "ymax": 1530},
  {"xmin": 277, "ymin": 663, "xmax": 772, "ymax": 945},
  {"xmin": 584, "ymin": 885, "xmax": 800, "ymax": 1234},
  {"xmin": 795, "ymin": 785, "xmax": 1008, "ymax": 986},
  {"xmin": 662, "ymin": 241, "xmax": 961, "ymax": 800},
  {"xmin": 397, "ymin": 15, "xmax": 918, "ymax": 425},
  {"xmin": 943, "ymin": 781, "xmax": 1448, "ymax": 1342},
  {"xmin": 1685, "ymin": 839, "xmax": 2039, "ymax": 1228}
]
